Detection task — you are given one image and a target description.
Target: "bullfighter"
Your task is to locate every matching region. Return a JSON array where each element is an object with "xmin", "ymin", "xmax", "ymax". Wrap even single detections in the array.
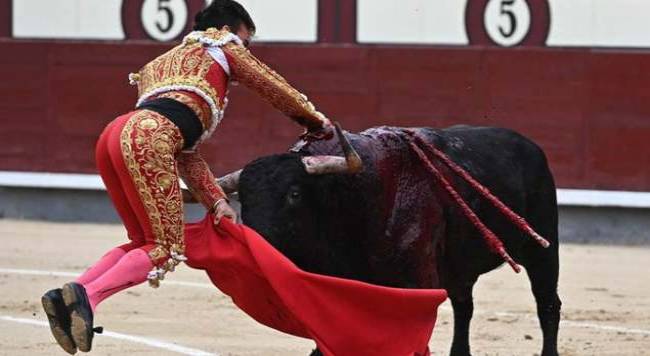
[{"xmin": 40, "ymin": 0, "xmax": 330, "ymax": 353}]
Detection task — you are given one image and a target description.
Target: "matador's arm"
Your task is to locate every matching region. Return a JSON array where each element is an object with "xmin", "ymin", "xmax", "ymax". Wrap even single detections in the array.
[
  {"xmin": 222, "ymin": 42, "xmax": 331, "ymax": 133},
  {"xmin": 177, "ymin": 150, "xmax": 226, "ymax": 211}
]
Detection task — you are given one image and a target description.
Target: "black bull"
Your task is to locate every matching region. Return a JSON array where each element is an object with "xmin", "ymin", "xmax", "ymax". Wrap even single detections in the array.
[{"xmin": 230, "ymin": 125, "xmax": 561, "ymax": 356}]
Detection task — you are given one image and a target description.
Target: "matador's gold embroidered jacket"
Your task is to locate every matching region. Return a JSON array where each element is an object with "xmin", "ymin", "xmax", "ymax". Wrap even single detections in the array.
[{"xmin": 128, "ymin": 28, "xmax": 329, "ymax": 211}]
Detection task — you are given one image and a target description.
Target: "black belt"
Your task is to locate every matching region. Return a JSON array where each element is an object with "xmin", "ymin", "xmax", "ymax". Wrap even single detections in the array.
[{"xmin": 137, "ymin": 98, "xmax": 203, "ymax": 150}]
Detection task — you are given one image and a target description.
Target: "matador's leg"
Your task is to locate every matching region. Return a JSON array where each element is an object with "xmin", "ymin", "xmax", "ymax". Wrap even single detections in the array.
[
  {"xmin": 79, "ymin": 111, "xmax": 187, "ymax": 312},
  {"xmin": 76, "ymin": 115, "xmax": 143, "ymax": 285},
  {"xmin": 62, "ymin": 111, "xmax": 187, "ymax": 353},
  {"xmin": 98, "ymin": 116, "xmax": 146, "ymax": 244},
  {"xmin": 113, "ymin": 110, "xmax": 187, "ymax": 280}
]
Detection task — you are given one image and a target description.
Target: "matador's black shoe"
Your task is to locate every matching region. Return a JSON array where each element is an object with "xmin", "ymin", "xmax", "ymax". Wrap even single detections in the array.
[
  {"xmin": 61, "ymin": 283, "xmax": 95, "ymax": 352},
  {"xmin": 42, "ymin": 288, "xmax": 77, "ymax": 354}
]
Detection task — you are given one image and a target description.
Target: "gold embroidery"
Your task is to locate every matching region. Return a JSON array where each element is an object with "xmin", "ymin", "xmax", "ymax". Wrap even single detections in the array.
[
  {"xmin": 178, "ymin": 150, "xmax": 226, "ymax": 210},
  {"xmin": 148, "ymin": 246, "xmax": 168, "ymax": 261},
  {"xmin": 120, "ymin": 111, "xmax": 185, "ymax": 267},
  {"xmin": 138, "ymin": 118, "xmax": 159, "ymax": 130},
  {"xmin": 223, "ymin": 42, "xmax": 329, "ymax": 131},
  {"xmin": 135, "ymin": 38, "xmax": 222, "ymax": 110}
]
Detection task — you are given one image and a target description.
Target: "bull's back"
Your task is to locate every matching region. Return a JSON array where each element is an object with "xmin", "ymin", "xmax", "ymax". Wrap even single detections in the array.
[
  {"xmin": 430, "ymin": 125, "xmax": 551, "ymax": 184},
  {"xmin": 416, "ymin": 125, "xmax": 557, "ymax": 278},
  {"xmin": 358, "ymin": 124, "xmax": 553, "ymax": 200},
  {"xmin": 431, "ymin": 125, "xmax": 556, "ymax": 211}
]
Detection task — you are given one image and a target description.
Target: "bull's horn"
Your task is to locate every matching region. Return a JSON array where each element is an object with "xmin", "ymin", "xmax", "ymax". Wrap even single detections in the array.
[
  {"xmin": 335, "ymin": 122, "xmax": 363, "ymax": 173},
  {"xmin": 216, "ymin": 169, "xmax": 242, "ymax": 194},
  {"xmin": 302, "ymin": 122, "xmax": 363, "ymax": 175}
]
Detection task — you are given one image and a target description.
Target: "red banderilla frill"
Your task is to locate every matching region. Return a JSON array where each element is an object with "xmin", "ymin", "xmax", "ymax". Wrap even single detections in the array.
[{"xmin": 405, "ymin": 131, "xmax": 550, "ymax": 273}]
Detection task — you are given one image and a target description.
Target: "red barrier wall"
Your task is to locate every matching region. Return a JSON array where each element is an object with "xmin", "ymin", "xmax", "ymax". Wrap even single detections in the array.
[{"xmin": 1, "ymin": 39, "xmax": 649, "ymax": 191}]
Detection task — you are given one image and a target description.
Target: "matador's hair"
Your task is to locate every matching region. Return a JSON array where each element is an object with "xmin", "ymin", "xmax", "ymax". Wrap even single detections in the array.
[{"xmin": 193, "ymin": 0, "xmax": 256, "ymax": 34}]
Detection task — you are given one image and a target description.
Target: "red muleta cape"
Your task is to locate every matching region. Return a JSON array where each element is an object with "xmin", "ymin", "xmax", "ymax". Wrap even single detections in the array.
[{"xmin": 184, "ymin": 215, "xmax": 448, "ymax": 356}]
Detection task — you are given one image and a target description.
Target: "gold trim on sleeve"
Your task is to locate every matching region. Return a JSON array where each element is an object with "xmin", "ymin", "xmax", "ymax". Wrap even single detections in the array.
[{"xmin": 222, "ymin": 42, "xmax": 330, "ymax": 131}]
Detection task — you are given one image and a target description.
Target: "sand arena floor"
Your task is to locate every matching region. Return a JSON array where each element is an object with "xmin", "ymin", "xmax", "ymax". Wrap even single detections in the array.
[{"xmin": 0, "ymin": 219, "xmax": 648, "ymax": 355}]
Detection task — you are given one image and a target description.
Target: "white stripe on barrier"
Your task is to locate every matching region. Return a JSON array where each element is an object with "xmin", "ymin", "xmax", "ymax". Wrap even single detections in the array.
[
  {"xmin": 0, "ymin": 315, "xmax": 217, "ymax": 356},
  {"xmin": 0, "ymin": 171, "xmax": 188, "ymax": 191},
  {"xmin": 1, "ymin": 171, "xmax": 650, "ymax": 208},
  {"xmin": 0, "ymin": 171, "xmax": 105, "ymax": 190},
  {"xmin": 556, "ymin": 189, "xmax": 650, "ymax": 208}
]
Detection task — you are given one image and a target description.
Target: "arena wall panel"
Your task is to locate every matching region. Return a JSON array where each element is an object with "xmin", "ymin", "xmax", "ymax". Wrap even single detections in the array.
[
  {"xmin": 11, "ymin": 0, "xmax": 318, "ymax": 43},
  {"xmin": 0, "ymin": 39, "xmax": 648, "ymax": 191},
  {"xmin": 0, "ymin": 0, "xmax": 10, "ymax": 38}
]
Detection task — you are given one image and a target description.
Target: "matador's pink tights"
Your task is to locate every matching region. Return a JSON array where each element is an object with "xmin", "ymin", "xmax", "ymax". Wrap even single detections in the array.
[
  {"xmin": 83, "ymin": 249, "xmax": 153, "ymax": 311},
  {"xmin": 75, "ymin": 247, "xmax": 126, "ymax": 286}
]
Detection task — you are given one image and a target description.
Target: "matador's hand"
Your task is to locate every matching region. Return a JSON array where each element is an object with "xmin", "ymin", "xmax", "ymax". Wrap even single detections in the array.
[
  {"xmin": 213, "ymin": 199, "xmax": 237, "ymax": 226},
  {"xmin": 298, "ymin": 119, "xmax": 335, "ymax": 142},
  {"xmin": 182, "ymin": 189, "xmax": 198, "ymax": 203}
]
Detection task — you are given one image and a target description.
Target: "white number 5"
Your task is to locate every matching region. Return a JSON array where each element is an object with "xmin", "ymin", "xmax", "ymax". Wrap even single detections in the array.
[
  {"xmin": 141, "ymin": 0, "xmax": 188, "ymax": 42},
  {"xmin": 484, "ymin": 0, "xmax": 531, "ymax": 47}
]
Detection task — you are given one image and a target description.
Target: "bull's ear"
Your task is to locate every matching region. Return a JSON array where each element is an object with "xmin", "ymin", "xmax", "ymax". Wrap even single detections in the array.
[{"xmin": 216, "ymin": 169, "xmax": 242, "ymax": 194}]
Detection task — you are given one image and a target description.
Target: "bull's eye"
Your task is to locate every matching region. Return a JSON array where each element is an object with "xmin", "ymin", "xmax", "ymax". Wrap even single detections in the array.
[{"xmin": 287, "ymin": 187, "xmax": 301, "ymax": 206}]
